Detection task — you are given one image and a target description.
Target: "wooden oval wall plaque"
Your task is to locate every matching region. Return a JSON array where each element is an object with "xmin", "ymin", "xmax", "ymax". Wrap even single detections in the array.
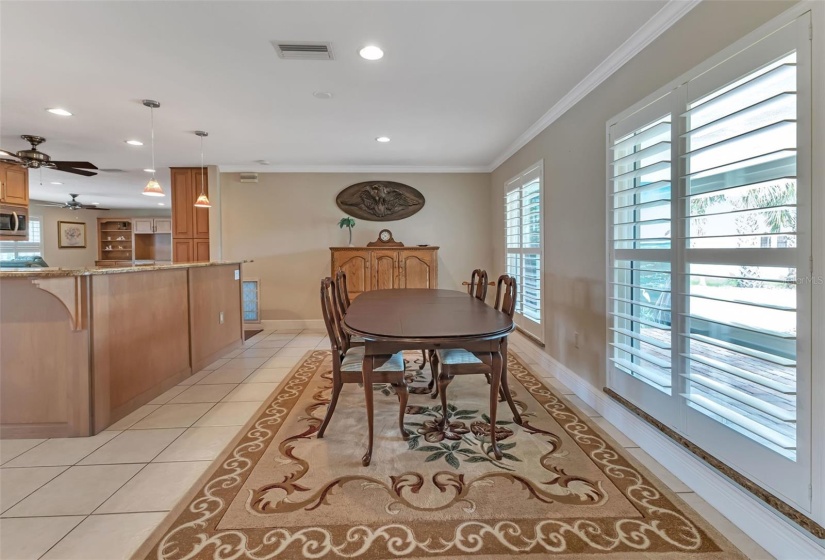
[{"xmin": 336, "ymin": 181, "xmax": 425, "ymax": 222}]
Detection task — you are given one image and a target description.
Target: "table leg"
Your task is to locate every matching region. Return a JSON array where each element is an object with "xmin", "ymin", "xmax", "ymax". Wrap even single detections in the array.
[
  {"xmin": 489, "ymin": 349, "xmax": 503, "ymax": 460},
  {"xmin": 361, "ymin": 355, "xmax": 374, "ymax": 467},
  {"xmin": 500, "ymin": 337, "xmax": 522, "ymax": 425}
]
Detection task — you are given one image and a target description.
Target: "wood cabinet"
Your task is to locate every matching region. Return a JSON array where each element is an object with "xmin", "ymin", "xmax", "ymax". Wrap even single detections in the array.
[
  {"xmin": 171, "ymin": 167, "xmax": 209, "ymax": 262},
  {"xmin": 331, "ymin": 247, "xmax": 438, "ymax": 299},
  {"xmin": 98, "ymin": 217, "xmax": 172, "ymax": 265},
  {"xmin": 134, "ymin": 218, "xmax": 172, "ymax": 234},
  {"xmin": 0, "ymin": 162, "xmax": 28, "ymax": 206},
  {"xmin": 174, "ymin": 239, "xmax": 193, "ymax": 263}
]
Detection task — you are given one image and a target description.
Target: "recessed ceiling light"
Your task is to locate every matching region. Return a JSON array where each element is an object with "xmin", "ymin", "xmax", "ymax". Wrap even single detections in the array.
[
  {"xmin": 257, "ymin": 160, "xmax": 271, "ymax": 165},
  {"xmin": 313, "ymin": 91, "xmax": 333, "ymax": 100},
  {"xmin": 143, "ymin": 168, "xmax": 155, "ymax": 173},
  {"xmin": 359, "ymin": 45, "xmax": 383, "ymax": 60},
  {"xmin": 376, "ymin": 136, "xmax": 391, "ymax": 143},
  {"xmin": 91, "ymin": 202, "xmax": 100, "ymax": 206},
  {"xmin": 50, "ymin": 181, "xmax": 63, "ymax": 185},
  {"xmin": 46, "ymin": 108, "xmax": 72, "ymax": 116},
  {"xmin": 125, "ymin": 139, "xmax": 143, "ymax": 146},
  {"xmin": 157, "ymin": 202, "xmax": 165, "ymax": 206}
]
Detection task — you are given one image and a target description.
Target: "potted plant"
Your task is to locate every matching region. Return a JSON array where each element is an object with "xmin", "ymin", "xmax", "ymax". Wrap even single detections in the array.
[{"xmin": 338, "ymin": 217, "xmax": 356, "ymax": 246}]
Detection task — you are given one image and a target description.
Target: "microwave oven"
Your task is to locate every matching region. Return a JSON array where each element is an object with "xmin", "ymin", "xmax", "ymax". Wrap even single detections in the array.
[{"xmin": 0, "ymin": 205, "xmax": 28, "ymax": 238}]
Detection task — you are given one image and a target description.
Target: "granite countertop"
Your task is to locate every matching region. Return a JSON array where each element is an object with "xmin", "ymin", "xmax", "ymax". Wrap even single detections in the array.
[{"xmin": 0, "ymin": 261, "xmax": 246, "ymax": 279}]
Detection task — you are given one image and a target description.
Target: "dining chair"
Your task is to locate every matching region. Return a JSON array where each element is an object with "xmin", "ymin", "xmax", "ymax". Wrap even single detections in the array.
[
  {"xmin": 334, "ymin": 269, "xmax": 364, "ymax": 347},
  {"xmin": 429, "ymin": 274, "xmax": 523, "ymax": 428},
  {"xmin": 428, "ymin": 268, "xmax": 490, "ymax": 392},
  {"xmin": 468, "ymin": 268, "xmax": 489, "ymax": 301},
  {"xmin": 317, "ymin": 277, "xmax": 410, "ymax": 447}
]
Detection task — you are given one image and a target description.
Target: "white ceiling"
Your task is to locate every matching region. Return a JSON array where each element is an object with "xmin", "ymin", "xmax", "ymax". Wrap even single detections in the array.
[{"xmin": 1, "ymin": 0, "xmax": 668, "ymax": 209}]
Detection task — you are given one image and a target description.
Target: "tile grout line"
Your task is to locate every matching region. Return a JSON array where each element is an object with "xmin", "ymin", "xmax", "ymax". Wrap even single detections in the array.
[
  {"xmin": 0, "ymin": 438, "xmax": 50, "ymax": 467},
  {"xmin": 0, "ymin": 465, "xmax": 70, "ymax": 516}
]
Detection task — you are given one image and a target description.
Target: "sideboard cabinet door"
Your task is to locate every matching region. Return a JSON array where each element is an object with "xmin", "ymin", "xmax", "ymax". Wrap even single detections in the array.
[
  {"xmin": 400, "ymin": 250, "xmax": 437, "ymax": 288},
  {"xmin": 370, "ymin": 251, "xmax": 400, "ymax": 291},
  {"xmin": 332, "ymin": 251, "xmax": 369, "ymax": 299}
]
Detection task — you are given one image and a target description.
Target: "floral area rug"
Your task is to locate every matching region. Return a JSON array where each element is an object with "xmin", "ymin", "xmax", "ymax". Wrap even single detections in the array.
[{"xmin": 135, "ymin": 350, "xmax": 745, "ymax": 559}]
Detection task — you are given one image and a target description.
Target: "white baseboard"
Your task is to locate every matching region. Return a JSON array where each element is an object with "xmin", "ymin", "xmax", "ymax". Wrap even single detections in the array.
[
  {"xmin": 509, "ymin": 334, "xmax": 825, "ymax": 559},
  {"xmin": 259, "ymin": 319, "xmax": 325, "ymax": 331}
]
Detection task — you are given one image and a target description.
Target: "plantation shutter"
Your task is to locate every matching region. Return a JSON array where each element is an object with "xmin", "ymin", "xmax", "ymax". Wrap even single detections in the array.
[
  {"xmin": 505, "ymin": 162, "xmax": 543, "ymax": 341},
  {"xmin": 608, "ymin": 94, "xmax": 674, "ymax": 396},
  {"xmin": 681, "ymin": 50, "xmax": 802, "ymax": 458}
]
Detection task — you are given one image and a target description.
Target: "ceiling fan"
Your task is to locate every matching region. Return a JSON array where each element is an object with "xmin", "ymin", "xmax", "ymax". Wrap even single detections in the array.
[
  {"xmin": 37, "ymin": 194, "xmax": 110, "ymax": 211},
  {"xmin": 0, "ymin": 135, "xmax": 98, "ymax": 176}
]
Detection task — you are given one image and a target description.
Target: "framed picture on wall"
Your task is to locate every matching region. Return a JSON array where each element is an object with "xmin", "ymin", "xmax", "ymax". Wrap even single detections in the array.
[{"xmin": 57, "ymin": 221, "xmax": 87, "ymax": 248}]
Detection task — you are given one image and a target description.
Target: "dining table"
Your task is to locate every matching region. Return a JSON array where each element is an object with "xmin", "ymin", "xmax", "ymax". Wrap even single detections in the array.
[{"xmin": 341, "ymin": 288, "xmax": 516, "ymax": 466}]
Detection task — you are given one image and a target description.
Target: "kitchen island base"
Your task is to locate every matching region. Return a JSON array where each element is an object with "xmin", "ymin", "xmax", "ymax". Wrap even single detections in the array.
[{"xmin": 0, "ymin": 262, "xmax": 243, "ymax": 438}]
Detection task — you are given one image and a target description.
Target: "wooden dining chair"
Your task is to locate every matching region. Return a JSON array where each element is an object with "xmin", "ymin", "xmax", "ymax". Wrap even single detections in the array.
[
  {"xmin": 468, "ymin": 268, "xmax": 489, "ymax": 301},
  {"xmin": 334, "ymin": 269, "xmax": 364, "ymax": 347},
  {"xmin": 428, "ymin": 268, "xmax": 490, "ymax": 391},
  {"xmin": 430, "ymin": 275, "xmax": 523, "ymax": 438},
  {"xmin": 317, "ymin": 277, "xmax": 410, "ymax": 450}
]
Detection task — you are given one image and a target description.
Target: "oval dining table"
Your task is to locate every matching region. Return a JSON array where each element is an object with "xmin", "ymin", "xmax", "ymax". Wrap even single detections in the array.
[{"xmin": 341, "ymin": 288, "xmax": 516, "ymax": 466}]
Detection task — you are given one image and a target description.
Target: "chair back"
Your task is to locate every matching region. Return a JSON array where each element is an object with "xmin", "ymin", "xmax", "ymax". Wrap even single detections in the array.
[
  {"xmin": 494, "ymin": 274, "xmax": 518, "ymax": 318},
  {"xmin": 335, "ymin": 269, "xmax": 350, "ymax": 312},
  {"xmin": 320, "ymin": 277, "xmax": 345, "ymax": 352},
  {"xmin": 468, "ymin": 269, "xmax": 488, "ymax": 301}
]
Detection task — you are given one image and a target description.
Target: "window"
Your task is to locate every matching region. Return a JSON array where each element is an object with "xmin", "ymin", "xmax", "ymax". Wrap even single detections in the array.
[
  {"xmin": 607, "ymin": 13, "xmax": 811, "ymax": 508},
  {"xmin": 505, "ymin": 161, "xmax": 543, "ymax": 342},
  {"xmin": 0, "ymin": 216, "xmax": 43, "ymax": 261},
  {"xmin": 242, "ymin": 279, "xmax": 260, "ymax": 323}
]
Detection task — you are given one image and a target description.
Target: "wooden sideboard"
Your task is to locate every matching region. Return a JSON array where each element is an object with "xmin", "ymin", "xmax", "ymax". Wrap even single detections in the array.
[{"xmin": 330, "ymin": 246, "xmax": 439, "ymax": 299}]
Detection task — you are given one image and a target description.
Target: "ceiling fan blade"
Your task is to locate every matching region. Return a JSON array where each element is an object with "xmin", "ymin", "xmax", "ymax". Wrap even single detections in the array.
[
  {"xmin": 83, "ymin": 206, "xmax": 111, "ymax": 211},
  {"xmin": 35, "ymin": 203, "xmax": 68, "ymax": 208},
  {"xmin": 52, "ymin": 161, "xmax": 98, "ymax": 170},
  {"xmin": 54, "ymin": 167, "xmax": 97, "ymax": 177}
]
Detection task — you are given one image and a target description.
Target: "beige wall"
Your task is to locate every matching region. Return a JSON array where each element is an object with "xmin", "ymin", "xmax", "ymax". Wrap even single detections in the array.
[
  {"xmin": 220, "ymin": 173, "xmax": 491, "ymax": 320},
  {"xmin": 489, "ymin": 0, "xmax": 796, "ymax": 389},
  {"xmin": 30, "ymin": 203, "xmax": 171, "ymax": 268}
]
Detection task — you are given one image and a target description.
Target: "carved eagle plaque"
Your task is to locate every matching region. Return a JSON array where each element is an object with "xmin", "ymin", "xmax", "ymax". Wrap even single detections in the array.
[{"xmin": 336, "ymin": 181, "xmax": 425, "ymax": 221}]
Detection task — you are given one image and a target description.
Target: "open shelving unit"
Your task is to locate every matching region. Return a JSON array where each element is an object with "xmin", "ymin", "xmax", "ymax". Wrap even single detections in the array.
[{"xmin": 97, "ymin": 219, "xmax": 134, "ymax": 265}]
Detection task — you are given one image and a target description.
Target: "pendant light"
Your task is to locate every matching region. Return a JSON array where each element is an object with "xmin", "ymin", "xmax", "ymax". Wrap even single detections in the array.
[
  {"xmin": 193, "ymin": 130, "xmax": 211, "ymax": 208},
  {"xmin": 141, "ymin": 99, "xmax": 165, "ymax": 197}
]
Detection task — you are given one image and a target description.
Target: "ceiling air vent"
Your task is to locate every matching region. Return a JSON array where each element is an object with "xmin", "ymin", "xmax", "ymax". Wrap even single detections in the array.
[
  {"xmin": 271, "ymin": 41, "xmax": 334, "ymax": 60},
  {"xmin": 239, "ymin": 173, "xmax": 258, "ymax": 183}
]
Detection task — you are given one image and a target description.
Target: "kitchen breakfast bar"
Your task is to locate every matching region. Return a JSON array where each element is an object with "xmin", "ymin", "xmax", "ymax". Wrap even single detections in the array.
[{"xmin": 0, "ymin": 262, "xmax": 244, "ymax": 439}]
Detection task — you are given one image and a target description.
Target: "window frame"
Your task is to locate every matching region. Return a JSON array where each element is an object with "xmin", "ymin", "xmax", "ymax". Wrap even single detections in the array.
[{"xmin": 504, "ymin": 159, "xmax": 545, "ymax": 343}]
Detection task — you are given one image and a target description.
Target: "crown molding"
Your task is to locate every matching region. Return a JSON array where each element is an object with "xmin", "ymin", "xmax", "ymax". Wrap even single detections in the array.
[
  {"xmin": 218, "ymin": 164, "xmax": 488, "ymax": 174},
  {"xmin": 486, "ymin": 0, "xmax": 701, "ymax": 173}
]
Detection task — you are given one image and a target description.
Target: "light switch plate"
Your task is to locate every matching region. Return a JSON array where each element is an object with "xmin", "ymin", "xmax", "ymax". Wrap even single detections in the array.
[
  {"xmin": 234, "ymin": 270, "xmax": 240, "ymax": 280},
  {"xmin": 219, "ymin": 311, "xmax": 225, "ymax": 324}
]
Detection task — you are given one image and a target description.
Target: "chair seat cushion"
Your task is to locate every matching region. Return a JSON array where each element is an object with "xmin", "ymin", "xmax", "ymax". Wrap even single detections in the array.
[
  {"xmin": 341, "ymin": 347, "xmax": 405, "ymax": 372},
  {"xmin": 436, "ymin": 348, "xmax": 483, "ymax": 365}
]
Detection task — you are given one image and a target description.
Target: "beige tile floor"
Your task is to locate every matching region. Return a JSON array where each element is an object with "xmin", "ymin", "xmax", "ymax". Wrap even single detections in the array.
[{"xmin": 0, "ymin": 328, "xmax": 772, "ymax": 560}]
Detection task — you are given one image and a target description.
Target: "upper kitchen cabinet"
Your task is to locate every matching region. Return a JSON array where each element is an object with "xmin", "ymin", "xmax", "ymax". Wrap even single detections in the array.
[
  {"xmin": 171, "ymin": 167, "xmax": 210, "ymax": 263},
  {"xmin": 0, "ymin": 162, "xmax": 28, "ymax": 206}
]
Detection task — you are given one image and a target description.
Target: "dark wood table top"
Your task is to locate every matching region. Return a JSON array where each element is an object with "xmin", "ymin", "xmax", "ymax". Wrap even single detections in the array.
[{"xmin": 342, "ymin": 289, "xmax": 514, "ymax": 341}]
